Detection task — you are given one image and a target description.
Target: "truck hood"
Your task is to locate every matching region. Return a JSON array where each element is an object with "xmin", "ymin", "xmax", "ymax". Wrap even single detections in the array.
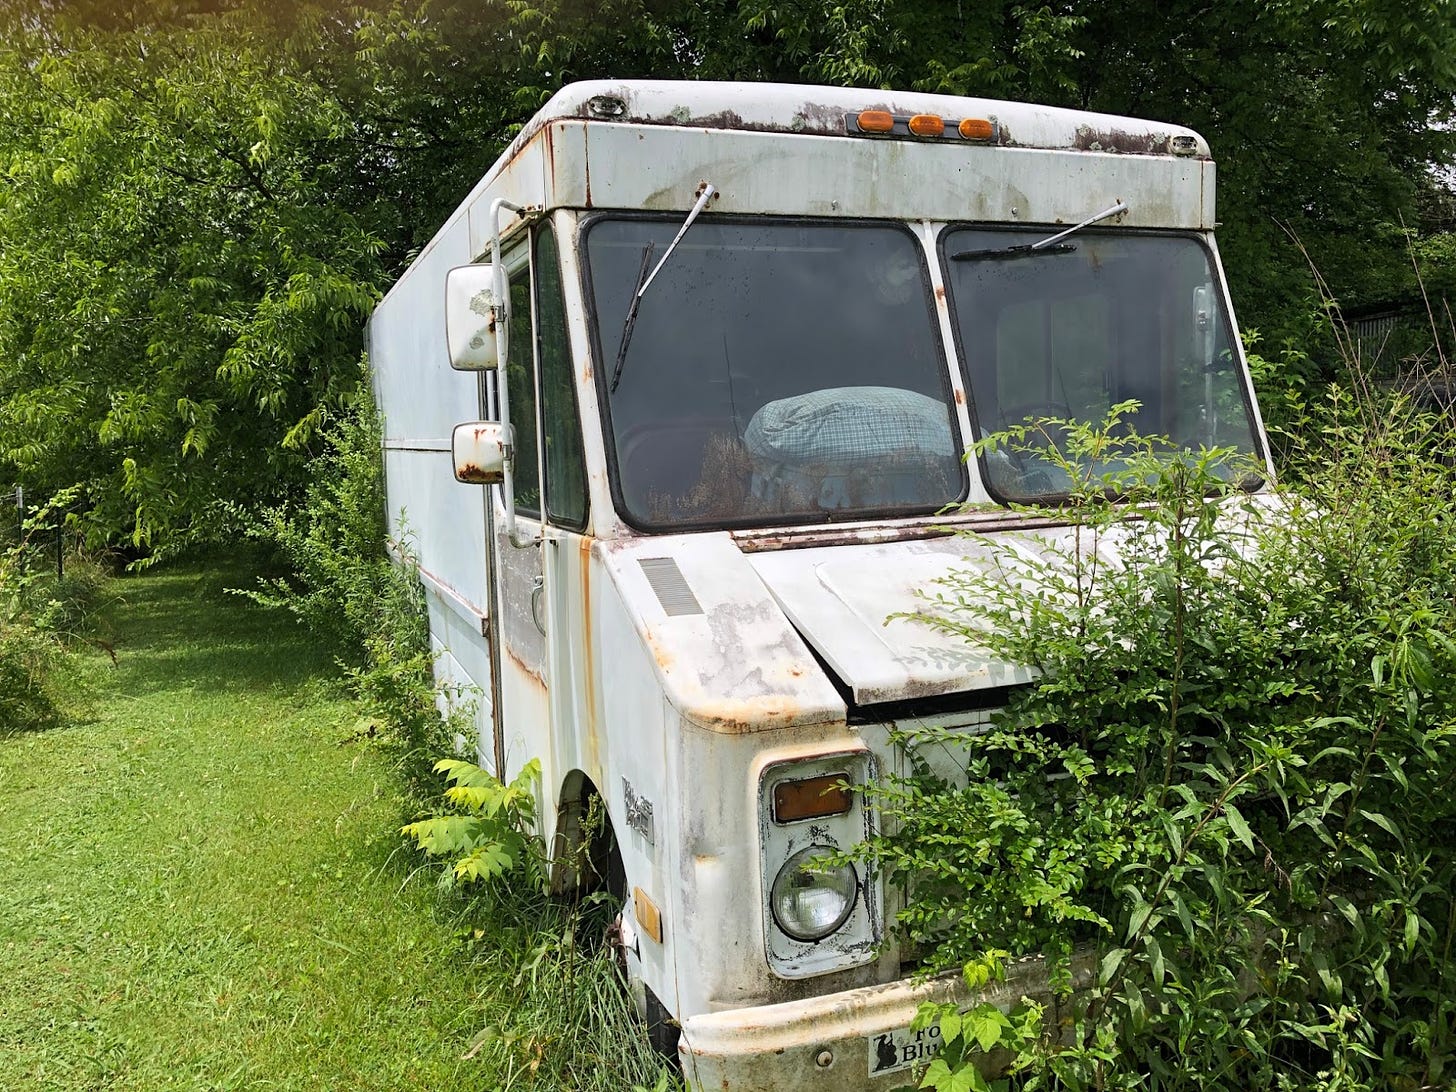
[{"xmin": 746, "ymin": 533, "xmax": 1060, "ymax": 706}]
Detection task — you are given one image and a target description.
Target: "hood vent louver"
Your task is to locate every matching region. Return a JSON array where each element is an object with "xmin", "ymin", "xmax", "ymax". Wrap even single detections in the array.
[{"xmin": 639, "ymin": 557, "xmax": 704, "ymax": 617}]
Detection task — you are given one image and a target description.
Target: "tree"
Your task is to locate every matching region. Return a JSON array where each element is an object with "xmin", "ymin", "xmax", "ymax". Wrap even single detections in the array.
[
  {"xmin": 0, "ymin": 7, "xmax": 385, "ymax": 548},
  {"xmin": 2, "ymin": 0, "xmax": 1452, "ymax": 551}
]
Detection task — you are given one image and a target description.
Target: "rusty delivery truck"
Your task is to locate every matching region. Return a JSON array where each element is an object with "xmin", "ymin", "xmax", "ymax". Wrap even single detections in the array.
[{"xmin": 366, "ymin": 79, "xmax": 1270, "ymax": 1089}]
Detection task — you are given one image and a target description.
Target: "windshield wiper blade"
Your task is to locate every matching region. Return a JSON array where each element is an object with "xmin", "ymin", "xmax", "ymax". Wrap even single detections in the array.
[
  {"xmin": 610, "ymin": 243, "xmax": 655, "ymax": 392},
  {"xmin": 953, "ymin": 242, "xmax": 1076, "ymax": 262},
  {"xmin": 610, "ymin": 182, "xmax": 716, "ymax": 392},
  {"xmin": 951, "ymin": 199, "xmax": 1129, "ymax": 262}
]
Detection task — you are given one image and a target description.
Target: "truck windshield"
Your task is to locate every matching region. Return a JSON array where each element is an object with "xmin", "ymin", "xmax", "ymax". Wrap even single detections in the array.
[
  {"xmin": 940, "ymin": 227, "xmax": 1263, "ymax": 503},
  {"xmin": 586, "ymin": 218, "xmax": 965, "ymax": 530}
]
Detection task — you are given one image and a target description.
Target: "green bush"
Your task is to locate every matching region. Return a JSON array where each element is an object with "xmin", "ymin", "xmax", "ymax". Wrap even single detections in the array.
[
  {"xmin": 239, "ymin": 373, "xmax": 397, "ymax": 663},
  {"xmin": 0, "ymin": 618, "xmax": 67, "ymax": 732},
  {"xmin": 865, "ymin": 394, "xmax": 1456, "ymax": 1091},
  {"xmin": 237, "ymin": 374, "xmax": 461, "ymax": 790},
  {"xmin": 0, "ymin": 489, "xmax": 105, "ymax": 732}
]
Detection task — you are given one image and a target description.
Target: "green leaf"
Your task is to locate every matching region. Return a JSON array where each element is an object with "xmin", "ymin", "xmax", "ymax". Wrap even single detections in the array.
[
  {"xmin": 938, "ymin": 1008, "xmax": 962, "ymax": 1044},
  {"xmin": 1357, "ymin": 809, "xmax": 1400, "ymax": 839},
  {"xmin": 1126, "ymin": 899, "xmax": 1153, "ymax": 941},
  {"xmin": 1145, "ymin": 934, "xmax": 1166, "ymax": 987},
  {"xmin": 965, "ymin": 1006, "xmax": 1010, "ymax": 1053},
  {"xmin": 1223, "ymin": 803, "xmax": 1254, "ymax": 853},
  {"xmin": 1099, "ymin": 947, "xmax": 1129, "ymax": 986},
  {"xmin": 1403, "ymin": 911, "xmax": 1421, "ymax": 955}
]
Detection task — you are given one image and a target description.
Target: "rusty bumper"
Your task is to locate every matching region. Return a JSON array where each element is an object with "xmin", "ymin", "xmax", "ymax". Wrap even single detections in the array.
[{"xmin": 678, "ymin": 959, "xmax": 1070, "ymax": 1091}]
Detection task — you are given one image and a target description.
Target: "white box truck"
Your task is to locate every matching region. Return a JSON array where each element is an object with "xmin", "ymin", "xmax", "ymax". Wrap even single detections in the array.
[{"xmin": 367, "ymin": 79, "xmax": 1271, "ymax": 1090}]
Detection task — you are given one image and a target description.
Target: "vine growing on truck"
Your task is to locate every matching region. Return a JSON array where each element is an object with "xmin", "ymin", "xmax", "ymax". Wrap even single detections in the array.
[{"xmin": 863, "ymin": 397, "xmax": 1456, "ymax": 1091}]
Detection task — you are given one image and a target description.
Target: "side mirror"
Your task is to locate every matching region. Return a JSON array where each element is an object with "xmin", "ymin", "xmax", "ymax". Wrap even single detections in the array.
[
  {"xmin": 446, "ymin": 265, "xmax": 502, "ymax": 371},
  {"xmin": 452, "ymin": 421, "xmax": 512, "ymax": 485}
]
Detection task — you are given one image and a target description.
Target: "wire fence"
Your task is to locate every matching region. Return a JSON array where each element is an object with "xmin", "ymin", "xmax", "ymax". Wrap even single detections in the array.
[{"xmin": 4, "ymin": 484, "xmax": 66, "ymax": 578}]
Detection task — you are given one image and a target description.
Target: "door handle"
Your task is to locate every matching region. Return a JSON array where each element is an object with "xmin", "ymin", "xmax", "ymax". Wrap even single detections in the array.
[{"xmin": 530, "ymin": 574, "xmax": 546, "ymax": 636}]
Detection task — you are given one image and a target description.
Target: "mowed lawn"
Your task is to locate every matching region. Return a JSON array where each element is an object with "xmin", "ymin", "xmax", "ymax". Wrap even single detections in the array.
[{"xmin": 0, "ymin": 561, "xmax": 493, "ymax": 1090}]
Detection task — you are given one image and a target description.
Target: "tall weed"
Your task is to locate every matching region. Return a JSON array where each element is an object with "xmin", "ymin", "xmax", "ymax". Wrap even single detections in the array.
[
  {"xmin": 866, "ymin": 395, "xmax": 1456, "ymax": 1090},
  {"xmin": 399, "ymin": 756, "xmax": 682, "ymax": 1090}
]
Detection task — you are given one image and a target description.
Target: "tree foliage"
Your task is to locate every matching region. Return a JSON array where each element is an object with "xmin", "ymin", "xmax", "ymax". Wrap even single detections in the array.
[
  {"xmin": 0, "ymin": 0, "xmax": 1452, "ymax": 549},
  {"xmin": 0, "ymin": 6, "xmax": 385, "ymax": 548}
]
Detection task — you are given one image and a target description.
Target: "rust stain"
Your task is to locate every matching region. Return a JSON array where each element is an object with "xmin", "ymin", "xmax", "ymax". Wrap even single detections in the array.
[
  {"xmin": 730, "ymin": 509, "xmax": 1074, "ymax": 552},
  {"xmin": 1071, "ymin": 125, "xmax": 1169, "ymax": 156},
  {"xmin": 954, "ymin": 388, "xmax": 965, "ymax": 405},
  {"xmin": 505, "ymin": 644, "xmax": 547, "ymax": 689},
  {"xmin": 582, "ymin": 363, "xmax": 593, "ymax": 381},
  {"xmin": 934, "ymin": 284, "xmax": 946, "ymax": 301},
  {"xmin": 684, "ymin": 696, "xmax": 821, "ymax": 735},
  {"xmin": 455, "ymin": 462, "xmax": 495, "ymax": 483},
  {"xmin": 583, "ymin": 137, "xmax": 592, "ymax": 208}
]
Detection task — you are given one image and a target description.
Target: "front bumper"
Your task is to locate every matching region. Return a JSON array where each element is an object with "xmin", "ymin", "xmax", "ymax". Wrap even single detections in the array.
[{"xmin": 679, "ymin": 957, "xmax": 1079, "ymax": 1091}]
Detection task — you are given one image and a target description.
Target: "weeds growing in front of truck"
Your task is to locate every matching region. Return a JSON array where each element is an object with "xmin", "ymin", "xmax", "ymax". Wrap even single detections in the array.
[
  {"xmin": 402, "ymin": 755, "xmax": 684, "ymax": 1089},
  {"xmin": 866, "ymin": 397, "xmax": 1456, "ymax": 1090},
  {"xmin": 447, "ymin": 870, "xmax": 685, "ymax": 1092}
]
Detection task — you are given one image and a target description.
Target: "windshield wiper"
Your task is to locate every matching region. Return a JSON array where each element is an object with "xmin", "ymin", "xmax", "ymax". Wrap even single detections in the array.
[
  {"xmin": 610, "ymin": 182, "xmax": 717, "ymax": 392},
  {"xmin": 951, "ymin": 199, "xmax": 1129, "ymax": 262}
]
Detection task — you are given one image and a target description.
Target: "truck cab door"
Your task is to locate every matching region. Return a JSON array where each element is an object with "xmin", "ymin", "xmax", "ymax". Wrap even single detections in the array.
[
  {"xmin": 490, "ymin": 220, "xmax": 590, "ymax": 793},
  {"xmin": 490, "ymin": 243, "xmax": 550, "ymax": 783}
]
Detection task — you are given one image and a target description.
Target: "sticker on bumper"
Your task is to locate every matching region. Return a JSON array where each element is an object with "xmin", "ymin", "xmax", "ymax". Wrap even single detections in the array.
[{"xmin": 870, "ymin": 1022, "xmax": 943, "ymax": 1076}]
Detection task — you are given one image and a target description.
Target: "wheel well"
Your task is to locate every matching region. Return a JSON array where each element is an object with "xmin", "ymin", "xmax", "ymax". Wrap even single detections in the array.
[{"xmin": 550, "ymin": 772, "xmax": 624, "ymax": 899}]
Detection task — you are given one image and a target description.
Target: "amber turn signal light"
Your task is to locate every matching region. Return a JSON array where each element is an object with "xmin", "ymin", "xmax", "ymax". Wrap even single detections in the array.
[{"xmin": 773, "ymin": 774, "xmax": 852, "ymax": 823}]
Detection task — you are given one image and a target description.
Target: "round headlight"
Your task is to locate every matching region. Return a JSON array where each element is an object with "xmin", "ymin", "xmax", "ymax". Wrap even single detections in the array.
[{"xmin": 770, "ymin": 846, "xmax": 859, "ymax": 942}]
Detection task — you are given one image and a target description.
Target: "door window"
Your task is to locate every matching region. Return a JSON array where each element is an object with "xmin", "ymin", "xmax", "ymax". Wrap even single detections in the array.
[
  {"xmin": 506, "ymin": 258, "xmax": 541, "ymax": 516},
  {"xmin": 535, "ymin": 224, "xmax": 588, "ymax": 528}
]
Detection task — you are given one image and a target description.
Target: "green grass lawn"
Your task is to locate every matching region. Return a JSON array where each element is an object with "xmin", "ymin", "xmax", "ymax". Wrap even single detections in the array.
[{"xmin": 0, "ymin": 559, "xmax": 673, "ymax": 1091}]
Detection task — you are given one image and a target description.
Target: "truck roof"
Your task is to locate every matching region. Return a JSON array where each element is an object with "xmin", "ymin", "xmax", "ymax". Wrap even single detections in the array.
[
  {"xmin": 507, "ymin": 79, "xmax": 1211, "ymax": 160},
  {"xmin": 375, "ymin": 79, "xmax": 1218, "ymax": 314}
]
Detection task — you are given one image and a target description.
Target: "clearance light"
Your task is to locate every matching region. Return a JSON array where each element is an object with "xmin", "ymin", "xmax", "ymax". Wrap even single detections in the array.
[
  {"xmin": 773, "ymin": 773, "xmax": 852, "ymax": 823},
  {"xmin": 856, "ymin": 109, "xmax": 895, "ymax": 134},
  {"xmin": 959, "ymin": 117, "xmax": 995, "ymax": 141},
  {"xmin": 848, "ymin": 111, "xmax": 999, "ymax": 143},
  {"xmin": 907, "ymin": 113, "xmax": 945, "ymax": 137}
]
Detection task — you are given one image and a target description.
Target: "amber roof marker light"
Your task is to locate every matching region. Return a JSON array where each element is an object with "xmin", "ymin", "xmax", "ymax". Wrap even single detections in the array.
[
  {"xmin": 907, "ymin": 113, "xmax": 946, "ymax": 137},
  {"xmin": 855, "ymin": 109, "xmax": 895, "ymax": 134},
  {"xmin": 959, "ymin": 117, "xmax": 995, "ymax": 141},
  {"xmin": 849, "ymin": 111, "xmax": 999, "ymax": 142}
]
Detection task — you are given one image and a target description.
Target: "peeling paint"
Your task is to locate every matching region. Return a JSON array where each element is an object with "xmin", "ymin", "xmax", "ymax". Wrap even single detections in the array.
[{"xmin": 1072, "ymin": 124, "xmax": 1171, "ymax": 156}]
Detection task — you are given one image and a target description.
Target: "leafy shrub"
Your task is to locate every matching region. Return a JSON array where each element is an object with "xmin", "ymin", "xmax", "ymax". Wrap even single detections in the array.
[
  {"xmin": 402, "ymin": 758, "xmax": 543, "ymax": 890},
  {"xmin": 236, "ymin": 374, "xmax": 463, "ymax": 790},
  {"xmin": 0, "ymin": 618, "xmax": 67, "ymax": 732},
  {"xmin": 866, "ymin": 395, "xmax": 1456, "ymax": 1091},
  {"xmin": 238, "ymin": 373, "xmax": 396, "ymax": 663},
  {"xmin": 0, "ymin": 488, "xmax": 106, "ymax": 732}
]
